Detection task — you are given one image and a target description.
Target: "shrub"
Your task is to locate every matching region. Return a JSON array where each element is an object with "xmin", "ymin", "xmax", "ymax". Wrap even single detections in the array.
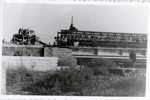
[
  {"xmin": 81, "ymin": 72, "xmax": 146, "ymax": 96},
  {"xmin": 6, "ymin": 66, "xmax": 43, "ymax": 85},
  {"xmin": 6, "ymin": 66, "xmax": 28, "ymax": 85},
  {"xmin": 81, "ymin": 58, "xmax": 117, "ymax": 75},
  {"xmin": 22, "ymin": 66, "xmax": 93, "ymax": 95},
  {"xmin": 91, "ymin": 66, "xmax": 109, "ymax": 75},
  {"xmin": 58, "ymin": 55, "xmax": 77, "ymax": 68},
  {"xmin": 87, "ymin": 58, "xmax": 116, "ymax": 69},
  {"xmin": 107, "ymin": 74, "xmax": 146, "ymax": 96}
]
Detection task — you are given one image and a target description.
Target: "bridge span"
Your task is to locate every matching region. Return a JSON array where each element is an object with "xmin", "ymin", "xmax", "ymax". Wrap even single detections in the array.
[{"xmin": 69, "ymin": 46, "xmax": 147, "ymax": 69}]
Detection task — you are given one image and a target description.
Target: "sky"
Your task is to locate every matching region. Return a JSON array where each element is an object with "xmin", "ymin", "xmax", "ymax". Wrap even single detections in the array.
[{"xmin": 3, "ymin": 3, "xmax": 149, "ymax": 44}]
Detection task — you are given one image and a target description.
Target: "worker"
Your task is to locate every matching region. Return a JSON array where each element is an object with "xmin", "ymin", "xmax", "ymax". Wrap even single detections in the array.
[{"xmin": 129, "ymin": 50, "xmax": 136, "ymax": 68}]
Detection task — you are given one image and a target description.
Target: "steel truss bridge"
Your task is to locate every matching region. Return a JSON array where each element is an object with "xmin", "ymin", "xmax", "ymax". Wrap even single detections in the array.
[
  {"xmin": 55, "ymin": 30, "xmax": 147, "ymax": 48},
  {"xmin": 54, "ymin": 19, "xmax": 147, "ymax": 68}
]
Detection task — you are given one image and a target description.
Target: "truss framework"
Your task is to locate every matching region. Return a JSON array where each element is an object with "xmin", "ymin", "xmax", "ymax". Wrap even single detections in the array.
[{"xmin": 55, "ymin": 30, "xmax": 147, "ymax": 48}]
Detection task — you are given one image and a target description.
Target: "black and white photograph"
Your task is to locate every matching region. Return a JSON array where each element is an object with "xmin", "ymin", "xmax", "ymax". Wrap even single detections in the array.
[{"xmin": 1, "ymin": 1, "xmax": 150, "ymax": 98}]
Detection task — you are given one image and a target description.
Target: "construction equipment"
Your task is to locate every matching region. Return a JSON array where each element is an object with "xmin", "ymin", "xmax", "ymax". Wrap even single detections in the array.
[{"xmin": 10, "ymin": 28, "xmax": 39, "ymax": 45}]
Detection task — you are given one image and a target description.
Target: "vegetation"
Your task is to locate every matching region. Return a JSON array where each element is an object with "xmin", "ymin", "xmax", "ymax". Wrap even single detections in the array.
[
  {"xmin": 80, "ymin": 58, "xmax": 117, "ymax": 75},
  {"xmin": 6, "ymin": 66, "xmax": 44, "ymax": 85},
  {"xmin": 58, "ymin": 55, "xmax": 77, "ymax": 68},
  {"xmin": 6, "ymin": 66, "xmax": 27, "ymax": 85},
  {"xmin": 82, "ymin": 73, "xmax": 146, "ymax": 96},
  {"xmin": 22, "ymin": 67, "xmax": 93, "ymax": 95},
  {"xmin": 6, "ymin": 57, "xmax": 146, "ymax": 96}
]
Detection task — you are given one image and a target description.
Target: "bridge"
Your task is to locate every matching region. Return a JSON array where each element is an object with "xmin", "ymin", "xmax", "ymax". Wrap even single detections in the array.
[
  {"xmin": 53, "ymin": 18, "xmax": 147, "ymax": 70},
  {"xmin": 69, "ymin": 46, "xmax": 147, "ymax": 68},
  {"xmin": 55, "ymin": 30, "xmax": 147, "ymax": 48}
]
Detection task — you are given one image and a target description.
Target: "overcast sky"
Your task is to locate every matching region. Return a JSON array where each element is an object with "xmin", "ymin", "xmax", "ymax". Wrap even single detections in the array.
[{"xmin": 3, "ymin": 3, "xmax": 149, "ymax": 44}]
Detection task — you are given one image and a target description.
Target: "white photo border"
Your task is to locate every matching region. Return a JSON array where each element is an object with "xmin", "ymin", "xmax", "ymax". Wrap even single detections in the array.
[{"xmin": 0, "ymin": 0, "xmax": 150, "ymax": 100}]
